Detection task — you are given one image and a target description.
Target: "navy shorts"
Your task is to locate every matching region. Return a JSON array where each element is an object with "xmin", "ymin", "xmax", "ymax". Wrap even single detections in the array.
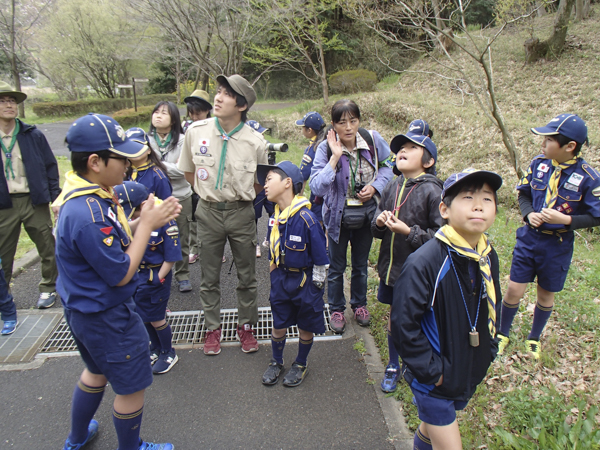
[
  {"xmin": 269, "ymin": 269, "xmax": 326, "ymax": 334},
  {"xmin": 509, "ymin": 225, "xmax": 574, "ymax": 292},
  {"xmin": 64, "ymin": 299, "xmax": 153, "ymax": 395},
  {"xmin": 377, "ymin": 280, "xmax": 393, "ymax": 305},
  {"xmin": 133, "ymin": 271, "xmax": 172, "ymax": 322},
  {"xmin": 411, "ymin": 388, "xmax": 468, "ymax": 426}
]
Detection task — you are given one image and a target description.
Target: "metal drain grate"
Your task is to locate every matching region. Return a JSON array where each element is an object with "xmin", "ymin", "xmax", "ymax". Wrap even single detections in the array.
[{"xmin": 41, "ymin": 305, "xmax": 339, "ymax": 353}]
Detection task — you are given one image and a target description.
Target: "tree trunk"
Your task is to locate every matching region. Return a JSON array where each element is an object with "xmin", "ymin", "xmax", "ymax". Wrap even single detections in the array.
[
  {"xmin": 524, "ymin": 0, "xmax": 576, "ymax": 63},
  {"xmin": 576, "ymin": 0, "xmax": 583, "ymax": 20},
  {"xmin": 9, "ymin": 0, "xmax": 24, "ymax": 118},
  {"xmin": 536, "ymin": 1, "xmax": 546, "ymax": 16}
]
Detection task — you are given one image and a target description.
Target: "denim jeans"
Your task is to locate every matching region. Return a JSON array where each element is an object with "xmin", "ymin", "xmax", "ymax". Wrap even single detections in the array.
[
  {"xmin": 0, "ymin": 267, "xmax": 17, "ymax": 322},
  {"xmin": 327, "ymin": 223, "xmax": 373, "ymax": 313}
]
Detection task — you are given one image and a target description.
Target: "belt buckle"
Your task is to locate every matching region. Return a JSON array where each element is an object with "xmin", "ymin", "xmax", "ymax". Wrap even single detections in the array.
[{"xmin": 216, "ymin": 202, "xmax": 227, "ymax": 210}]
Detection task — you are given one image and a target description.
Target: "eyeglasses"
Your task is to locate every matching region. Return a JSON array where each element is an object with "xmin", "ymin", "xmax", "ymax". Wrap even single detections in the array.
[
  {"xmin": 0, "ymin": 98, "xmax": 18, "ymax": 105},
  {"xmin": 106, "ymin": 155, "xmax": 130, "ymax": 163}
]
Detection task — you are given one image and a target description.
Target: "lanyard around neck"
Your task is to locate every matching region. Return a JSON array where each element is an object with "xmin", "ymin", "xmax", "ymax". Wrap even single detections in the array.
[{"xmin": 1, "ymin": 120, "xmax": 20, "ymax": 180}]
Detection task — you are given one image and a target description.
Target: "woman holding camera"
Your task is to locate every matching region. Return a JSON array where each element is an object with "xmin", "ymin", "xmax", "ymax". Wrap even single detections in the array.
[{"xmin": 309, "ymin": 99, "xmax": 392, "ymax": 334}]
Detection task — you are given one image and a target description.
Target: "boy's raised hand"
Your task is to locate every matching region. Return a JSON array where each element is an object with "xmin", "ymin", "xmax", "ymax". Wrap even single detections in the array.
[
  {"xmin": 140, "ymin": 194, "xmax": 182, "ymax": 230},
  {"xmin": 376, "ymin": 210, "xmax": 392, "ymax": 227},
  {"xmin": 385, "ymin": 214, "xmax": 411, "ymax": 235}
]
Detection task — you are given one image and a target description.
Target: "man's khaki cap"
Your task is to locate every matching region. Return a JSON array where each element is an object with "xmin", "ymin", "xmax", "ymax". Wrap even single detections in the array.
[
  {"xmin": 0, "ymin": 81, "xmax": 27, "ymax": 104},
  {"xmin": 216, "ymin": 74, "xmax": 256, "ymax": 109}
]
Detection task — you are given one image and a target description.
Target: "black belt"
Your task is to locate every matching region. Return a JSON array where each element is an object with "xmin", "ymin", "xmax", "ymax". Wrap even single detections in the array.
[
  {"xmin": 199, "ymin": 198, "xmax": 251, "ymax": 211},
  {"xmin": 139, "ymin": 264, "xmax": 161, "ymax": 269}
]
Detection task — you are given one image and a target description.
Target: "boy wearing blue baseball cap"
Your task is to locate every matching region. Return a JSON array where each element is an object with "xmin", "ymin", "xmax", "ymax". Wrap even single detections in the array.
[
  {"xmin": 372, "ymin": 119, "xmax": 444, "ymax": 394},
  {"xmin": 53, "ymin": 113, "xmax": 181, "ymax": 450},
  {"xmin": 257, "ymin": 161, "xmax": 329, "ymax": 387},
  {"xmin": 498, "ymin": 114, "xmax": 600, "ymax": 360},
  {"xmin": 391, "ymin": 168, "xmax": 503, "ymax": 449}
]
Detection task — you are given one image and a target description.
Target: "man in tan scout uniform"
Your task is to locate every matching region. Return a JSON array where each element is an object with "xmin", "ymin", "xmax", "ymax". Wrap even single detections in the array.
[
  {"xmin": 0, "ymin": 82, "xmax": 60, "ymax": 309},
  {"xmin": 178, "ymin": 74, "xmax": 268, "ymax": 356}
]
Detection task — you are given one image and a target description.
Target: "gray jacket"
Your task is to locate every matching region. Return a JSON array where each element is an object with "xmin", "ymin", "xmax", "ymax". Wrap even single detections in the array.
[{"xmin": 148, "ymin": 134, "xmax": 192, "ymax": 200}]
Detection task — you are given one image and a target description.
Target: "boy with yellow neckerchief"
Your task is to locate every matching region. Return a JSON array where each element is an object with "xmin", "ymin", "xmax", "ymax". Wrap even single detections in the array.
[
  {"xmin": 498, "ymin": 114, "xmax": 600, "ymax": 360},
  {"xmin": 257, "ymin": 161, "xmax": 329, "ymax": 387},
  {"xmin": 391, "ymin": 169, "xmax": 503, "ymax": 450}
]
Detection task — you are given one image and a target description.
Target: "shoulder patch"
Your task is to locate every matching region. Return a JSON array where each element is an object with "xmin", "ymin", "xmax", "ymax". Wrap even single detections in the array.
[
  {"xmin": 85, "ymin": 197, "xmax": 105, "ymax": 223},
  {"xmin": 582, "ymin": 164, "xmax": 600, "ymax": 180},
  {"xmin": 299, "ymin": 209, "xmax": 316, "ymax": 227},
  {"xmin": 166, "ymin": 225, "xmax": 179, "ymax": 236}
]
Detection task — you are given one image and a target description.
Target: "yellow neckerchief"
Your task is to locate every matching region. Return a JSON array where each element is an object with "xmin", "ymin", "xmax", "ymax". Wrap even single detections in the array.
[
  {"xmin": 269, "ymin": 195, "xmax": 311, "ymax": 266},
  {"xmin": 434, "ymin": 224, "xmax": 496, "ymax": 337},
  {"xmin": 543, "ymin": 157, "xmax": 578, "ymax": 209},
  {"xmin": 52, "ymin": 170, "xmax": 132, "ymax": 240},
  {"xmin": 131, "ymin": 160, "xmax": 154, "ymax": 181}
]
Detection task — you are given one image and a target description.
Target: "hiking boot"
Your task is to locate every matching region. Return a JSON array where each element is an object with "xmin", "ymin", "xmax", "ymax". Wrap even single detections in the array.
[
  {"xmin": 63, "ymin": 419, "xmax": 99, "ymax": 450},
  {"xmin": 152, "ymin": 349, "xmax": 178, "ymax": 374},
  {"xmin": 188, "ymin": 253, "xmax": 199, "ymax": 264},
  {"xmin": 283, "ymin": 361, "xmax": 308, "ymax": 387},
  {"xmin": 256, "ymin": 244, "xmax": 262, "ymax": 258},
  {"xmin": 203, "ymin": 328, "xmax": 222, "ymax": 355},
  {"xmin": 178, "ymin": 280, "xmax": 192, "ymax": 293},
  {"xmin": 1, "ymin": 320, "xmax": 18, "ymax": 336},
  {"xmin": 262, "ymin": 359, "xmax": 284, "ymax": 385},
  {"xmin": 353, "ymin": 306, "xmax": 370, "ymax": 327},
  {"xmin": 237, "ymin": 324, "xmax": 259, "ymax": 353},
  {"xmin": 137, "ymin": 441, "xmax": 174, "ymax": 450},
  {"xmin": 37, "ymin": 291, "xmax": 57, "ymax": 309},
  {"xmin": 527, "ymin": 339, "xmax": 541, "ymax": 360},
  {"xmin": 150, "ymin": 348, "xmax": 159, "ymax": 365},
  {"xmin": 381, "ymin": 364, "xmax": 400, "ymax": 393},
  {"xmin": 329, "ymin": 311, "xmax": 346, "ymax": 334},
  {"xmin": 497, "ymin": 333, "xmax": 510, "ymax": 356}
]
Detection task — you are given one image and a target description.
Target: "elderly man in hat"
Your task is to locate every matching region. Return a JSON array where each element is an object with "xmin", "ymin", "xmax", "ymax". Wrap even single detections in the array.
[
  {"xmin": 0, "ymin": 82, "xmax": 60, "ymax": 309},
  {"xmin": 178, "ymin": 74, "xmax": 268, "ymax": 356}
]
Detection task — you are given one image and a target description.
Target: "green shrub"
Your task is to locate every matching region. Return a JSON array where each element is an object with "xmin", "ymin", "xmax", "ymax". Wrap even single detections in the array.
[
  {"xmin": 32, "ymin": 94, "xmax": 176, "ymax": 118},
  {"xmin": 329, "ymin": 69, "xmax": 378, "ymax": 95},
  {"xmin": 112, "ymin": 106, "xmax": 154, "ymax": 128}
]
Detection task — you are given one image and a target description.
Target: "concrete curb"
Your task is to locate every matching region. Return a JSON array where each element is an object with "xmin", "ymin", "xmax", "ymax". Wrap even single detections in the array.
[{"xmin": 11, "ymin": 248, "xmax": 40, "ymax": 280}]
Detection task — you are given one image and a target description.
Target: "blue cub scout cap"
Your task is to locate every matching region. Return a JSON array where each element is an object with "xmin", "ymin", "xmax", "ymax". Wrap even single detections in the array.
[
  {"xmin": 441, "ymin": 168, "xmax": 503, "ymax": 200},
  {"xmin": 113, "ymin": 181, "xmax": 149, "ymax": 219},
  {"xmin": 295, "ymin": 111, "xmax": 325, "ymax": 131},
  {"xmin": 246, "ymin": 120, "xmax": 267, "ymax": 134},
  {"xmin": 390, "ymin": 119, "xmax": 438, "ymax": 162},
  {"xmin": 531, "ymin": 113, "xmax": 588, "ymax": 145},
  {"xmin": 257, "ymin": 160, "xmax": 303, "ymax": 194},
  {"xmin": 126, "ymin": 127, "xmax": 149, "ymax": 146},
  {"xmin": 66, "ymin": 114, "xmax": 147, "ymax": 158}
]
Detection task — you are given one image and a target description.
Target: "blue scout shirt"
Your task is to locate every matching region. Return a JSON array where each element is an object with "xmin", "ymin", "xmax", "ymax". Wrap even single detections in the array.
[
  {"xmin": 56, "ymin": 194, "xmax": 139, "ymax": 314},
  {"xmin": 140, "ymin": 220, "xmax": 181, "ymax": 269},
  {"xmin": 267, "ymin": 207, "xmax": 329, "ymax": 270},
  {"xmin": 128, "ymin": 164, "xmax": 172, "ymax": 200},
  {"xmin": 299, "ymin": 138, "xmax": 322, "ymax": 221},
  {"xmin": 517, "ymin": 155, "xmax": 600, "ymax": 233}
]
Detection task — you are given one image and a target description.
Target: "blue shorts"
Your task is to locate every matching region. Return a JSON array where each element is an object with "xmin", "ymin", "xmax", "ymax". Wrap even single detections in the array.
[
  {"xmin": 411, "ymin": 388, "xmax": 468, "ymax": 426},
  {"xmin": 509, "ymin": 225, "xmax": 574, "ymax": 292},
  {"xmin": 377, "ymin": 280, "xmax": 393, "ymax": 305},
  {"xmin": 269, "ymin": 268, "xmax": 326, "ymax": 334},
  {"xmin": 64, "ymin": 299, "xmax": 153, "ymax": 395},
  {"xmin": 133, "ymin": 271, "xmax": 172, "ymax": 322}
]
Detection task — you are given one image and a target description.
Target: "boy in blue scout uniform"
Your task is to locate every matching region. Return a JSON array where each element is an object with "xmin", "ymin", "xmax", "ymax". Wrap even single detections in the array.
[
  {"xmin": 114, "ymin": 181, "xmax": 182, "ymax": 375},
  {"xmin": 53, "ymin": 113, "xmax": 180, "ymax": 450},
  {"xmin": 296, "ymin": 111, "xmax": 326, "ymax": 222},
  {"xmin": 257, "ymin": 161, "xmax": 329, "ymax": 387},
  {"xmin": 0, "ymin": 256, "xmax": 18, "ymax": 335},
  {"xmin": 498, "ymin": 114, "xmax": 600, "ymax": 360}
]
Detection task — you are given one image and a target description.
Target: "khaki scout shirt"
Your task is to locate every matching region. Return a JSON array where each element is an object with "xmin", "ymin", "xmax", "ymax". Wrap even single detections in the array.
[
  {"xmin": 178, "ymin": 118, "xmax": 268, "ymax": 202},
  {"xmin": 1, "ymin": 125, "xmax": 29, "ymax": 194}
]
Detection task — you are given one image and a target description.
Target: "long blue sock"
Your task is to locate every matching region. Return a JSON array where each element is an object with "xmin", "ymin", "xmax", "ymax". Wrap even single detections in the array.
[
  {"xmin": 155, "ymin": 322, "xmax": 173, "ymax": 352},
  {"xmin": 528, "ymin": 302, "xmax": 553, "ymax": 340},
  {"xmin": 68, "ymin": 380, "xmax": 105, "ymax": 444},
  {"xmin": 499, "ymin": 300, "xmax": 520, "ymax": 337},
  {"xmin": 271, "ymin": 333, "xmax": 286, "ymax": 364},
  {"xmin": 145, "ymin": 323, "xmax": 160, "ymax": 351},
  {"xmin": 296, "ymin": 337, "xmax": 313, "ymax": 366},
  {"xmin": 113, "ymin": 406, "xmax": 143, "ymax": 450},
  {"xmin": 387, "ymin": 329, "xmax": 399, "ymax": 368},
  {"xmin": 414, "ymin": 426, "xmax": 432, "ymax": 450}
]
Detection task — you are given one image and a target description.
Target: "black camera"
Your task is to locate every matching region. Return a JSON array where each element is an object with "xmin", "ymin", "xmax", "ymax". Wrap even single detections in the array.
[
  {"xmin": 354, "ymin": 182, "xmax": 366, "ymax": 198},
  {"xmin": 267, "ymin": 142, "xmax": 288, "ymax": 165}
]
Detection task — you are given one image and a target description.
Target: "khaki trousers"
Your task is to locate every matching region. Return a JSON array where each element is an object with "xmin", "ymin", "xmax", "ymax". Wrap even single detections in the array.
[{"xmin": 173, "ymin": 195, "xmax": 192, "ymax": 282}]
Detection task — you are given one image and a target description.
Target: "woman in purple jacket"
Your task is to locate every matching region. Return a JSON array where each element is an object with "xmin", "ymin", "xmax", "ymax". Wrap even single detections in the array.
[{"xmin": 309, "ymin": 99, "xmax": 392, "ymax": 333}]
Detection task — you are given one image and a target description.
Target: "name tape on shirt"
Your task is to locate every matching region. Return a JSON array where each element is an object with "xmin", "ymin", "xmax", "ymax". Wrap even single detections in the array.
[
  {"xmin": 289, "ymin": 235, "xmax": 302, "ymax": 242},
  {"xmin": 567, "ymin": 173, "xmax": 583, "ymax": 187}
]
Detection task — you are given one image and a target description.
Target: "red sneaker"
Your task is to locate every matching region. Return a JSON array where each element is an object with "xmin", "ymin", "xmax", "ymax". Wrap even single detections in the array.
[
  {"xmin": 354, "ymin": 306, "xmax": 370, "ymax": 327},
  {"xmin": 203, "ymin": 327, "xmax": 222, "ymax": 355},
  {"xmin": 237, "ymin": 324, "xmax": 259, "ymax": 353}
]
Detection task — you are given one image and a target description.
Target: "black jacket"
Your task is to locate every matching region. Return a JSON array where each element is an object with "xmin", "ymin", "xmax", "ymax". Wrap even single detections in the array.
[
  {"xmin": 391, "ymin": 238, "xmax": 502, "ymax": 402},
  {"xmin": 371, "ymin": 174, "xmax": 443, "ymax": 286},
  {"xmin": 0, "ymin": 119, "xmax": 60, "ymax": 210}
]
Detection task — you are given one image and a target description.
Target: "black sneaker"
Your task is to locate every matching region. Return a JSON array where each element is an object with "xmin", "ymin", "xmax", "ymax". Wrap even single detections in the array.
[
  {"xmin": 282, "ymin": 361, "xmax": 308, "ymax": 387},
  {"xmin": 37, "ymin": 291, "xmax": 57, "ymax": 309},
  {"xmin": 262, "ymin": 359, "xmax": 284, "ymax": 385}
]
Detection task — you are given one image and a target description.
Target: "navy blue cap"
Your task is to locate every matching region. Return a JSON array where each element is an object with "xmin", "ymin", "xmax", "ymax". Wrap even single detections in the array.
[
  {"xmin": 295, "ymin": 111, "xmax": 325, "ymax": 131},
  {"xmin": 246, "ymin": 120, "xmax": 267, "ymax": 134},
  {"xmin": 257, "ymin": 160, "xmax": 303, "ymax": 194},
  {"xmin": 441, "ymin": 168, "xmax": 503, "ymax": 200},
  {"xmin": 126, "ymin": 127, "xmax": 149, "ymax": 146},
  {"xmin": 531, "ymin": 113, "xmax": 588, "ymax": 145},
  {"xmin": 390, "ymin": 119, "xmax": 437, "ymax": 162},
  {"xmin": 66, "ymin": 114, "xmax": 147, "ymax": 158},
  {"xmin": 113, "ymin": 181, "xmax": 149, "ymax": 219}
]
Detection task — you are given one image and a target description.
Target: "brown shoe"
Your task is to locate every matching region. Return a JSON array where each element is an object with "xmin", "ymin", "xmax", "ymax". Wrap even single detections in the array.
[
  {"xmin": 237, "ymin": 324, "xmax": 259, "ymax": 353},
  {"xmin": 203, "ymin": 328, "xmax": 222, "ymax": 355}
]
